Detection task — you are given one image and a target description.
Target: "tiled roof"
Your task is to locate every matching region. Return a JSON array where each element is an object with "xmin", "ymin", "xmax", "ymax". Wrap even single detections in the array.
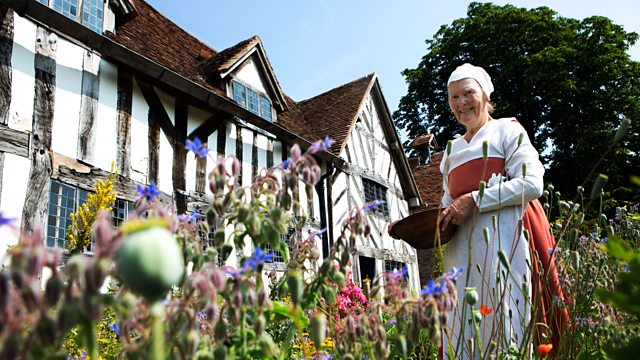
[
  {"xmin": 108, "ymin": 0, "xmax": 224, "ymax": 95},
  {"xmin": 109, "ymin": 1, "xmax": 375, "ymax": 157},
  {"xmin": 410, "ymin": 151, "xmax": 444, "ymax": 210},
  {"xmin": 290, "ymin": 74, "xmax": 375, "ymax": 154}
]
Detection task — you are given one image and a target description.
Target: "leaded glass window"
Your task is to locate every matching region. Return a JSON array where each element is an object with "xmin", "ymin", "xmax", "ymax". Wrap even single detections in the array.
[{"xmin": 362, "ymin": 178, "xmax": 389, "ymax": 217}]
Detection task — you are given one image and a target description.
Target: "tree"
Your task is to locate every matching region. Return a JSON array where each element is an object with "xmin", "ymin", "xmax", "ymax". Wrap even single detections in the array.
[{"xmin": 395, "ymin": 2, "xmax": 640, "ymax": 202}]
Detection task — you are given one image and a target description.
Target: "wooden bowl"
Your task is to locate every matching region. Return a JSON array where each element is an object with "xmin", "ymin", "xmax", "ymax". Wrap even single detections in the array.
[{"xmin": 388, "ymin": 208, "xmax": 457, "ymax": 249}]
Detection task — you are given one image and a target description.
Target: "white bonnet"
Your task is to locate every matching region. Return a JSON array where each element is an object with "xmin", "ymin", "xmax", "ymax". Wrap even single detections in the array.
[{"xmin": 447, "ymin": 63, "xmax": 494, "ymax": 99}]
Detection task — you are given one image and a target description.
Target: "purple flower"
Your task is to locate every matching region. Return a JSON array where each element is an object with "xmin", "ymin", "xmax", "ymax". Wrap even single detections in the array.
[
  {"xmin": 278, "ymin": 159, "xmax": 290, "ymax": 170},
  {"xmin": 420, "ymin": 279, "xmax": 446, "ymax": 296},
  {"xmin": 308, "ymin": 136, "xmax": 335, "ymax": 154},
  {"xmin": 0, "ymin": 212, "xmax": 15, "ymax": 227},
  {"xmin": 186, "ymin": 137, "xmax": 210, "ymax": 158},
  {"xmin": 362, "ymin": 200, "xmax": 385, "ymax": 212},
  {"xmin": 309, "ymin": 227, "xmax": 328, "ymax": 239},
  {"xmin": 386, "ymin": 319, "xmax": 398, "ymax": 326},
  {"xmin": 241, "ymin": 246, "xmax": 274, "ymax": 271},
  {"xmin": 178, "ymin": 211, "xmax": 200, "ymax": 223},
  {"xmin": 110, "ymin": 323, "xmax": 119, "ymax": 335},
  {"xmin": 623, "ymin": 265, "xmax": 631, "ymax": 271},
  {"xmin": 137, "ymin": 182, "xmax": 160, "ymax": 202},
  {"xmin": 600, "ymin": 237, "xmax": 608, "ymax": 243},
  {"xmin": 388, "ymin": 266, "xmax": 408, "ymax": 281},
  {"xmin": 449, "ymin": 266, "xmax": 464, "ymax": 279}
]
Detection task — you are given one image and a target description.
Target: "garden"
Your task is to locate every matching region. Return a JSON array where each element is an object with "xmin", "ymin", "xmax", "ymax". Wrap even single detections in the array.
[{"xmin": 0, "ymin": 123, "xmax": 639, "ymax": 359}]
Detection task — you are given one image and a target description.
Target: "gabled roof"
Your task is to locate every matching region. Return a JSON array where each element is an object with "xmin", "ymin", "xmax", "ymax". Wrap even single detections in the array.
[
  {"xmin": 292, "ymin": 74, "xmax": 375, "ymax": 154},
  {"xmin": 109, "ymin": 0, "xmax": 224, "ymax": 95},
  {"xmin": 200, "ymin": 36, "xmax": 287, "ymax": 111}
]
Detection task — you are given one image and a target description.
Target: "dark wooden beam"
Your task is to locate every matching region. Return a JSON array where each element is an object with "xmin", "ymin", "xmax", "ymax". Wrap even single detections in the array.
[
  {"xmin": 173, "ymin": 99, "xmax": 187, "ymax": 213},
  {"xmin": 116, "ymin": 67, "xmax": 132, "ymax": 177},
  {"xmin": 0, "ymin": 4, "xmax": 13, "ymax": 125},
  {"xmin": 0, "ymin": 124, "xmax": 29, "ymax": 157},
  {"xmin": 21, "ymin": 26, "xmax": 56, "ymax": 234},
  {"xmin": 137, "ymin": 79, "xmax": 175, "ymax": 148},
  {"xmin": 235, "ymin": 125, "xmax": 243, "ymax": 185},
  {"xmin": 195, "ymin": 143, "xmax": 207, "ymax": 193},
  {"xmin": 147, "ymin": 108, "xmax": 160, "ymax": 185},
  {"xmin": 77, "ymin": 50, "xmax": 100, "ymax": 163}
]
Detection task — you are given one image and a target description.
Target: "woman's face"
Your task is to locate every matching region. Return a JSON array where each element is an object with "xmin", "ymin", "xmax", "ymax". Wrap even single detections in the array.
[{"xmin": 447, "ymin": 78, "xmax": 489, "ymax": 130}]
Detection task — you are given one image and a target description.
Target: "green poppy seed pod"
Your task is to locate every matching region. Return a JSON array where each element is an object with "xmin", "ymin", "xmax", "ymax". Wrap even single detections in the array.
[
  {"xmin": 577, "ymin": 186, "xmax": 584, "ymax": 194},
  {"xmin": 518, "ymin": 132, "xmax": 525, "ymax": 147},
  {"xmin": 310, "ymin": 312, "xmax": 327, "ymax": 348},
  {"xmin": 254, "ymin": 313, "xmax": 266, "ymax": 336},
  {"xmin": 464, "ymin": 288, "xmax": 478, "ymax": 306},
  {"xmin": 600, "ymin": 213, "xmax": 608, "ymax": 224},
  {"xmin": 570, "ymin": 229, "xmax": 579, "ymax": 245},
  {"xmin": 498, "ymin": 249, "xmax": 511, "ymax": 271},
  {"xmin": 482, "ymin": 141, "xmax": 489, "ymax": 160},
  {"xmin": 543, "ymin": 203, "xmax": 550, "ymax": 211},
  {"xmin": 446, "ymin": 140, "xmax": 452, "ymax": 156},
  {"xmin": 478, "ymin": 181, "xmax": 486, "ymax": 203},
  {"xmin": 571, "ymin": 251, "xmax": 581, "ymax": 271},
  {"xmin": 472, "ymin": 309, "xmax": 482, "ymax": 323},
  {"xmin": 559, "ymin": 201, "xmax": 570, "ymax": 211},
  {"xmin": 614, "ymin": 117, "xmax": 632, "ymax": 143},
  {"xmin": 590, "ymin": 174, "xmax": 609, "ymax": 200},
  {"xmin": 117, "ymin": 226, "xmax": 184, "ymax": 302},
  {"xmin": 548, "ymin": 184, "xmax": 555, "ymax": 192},
  {"xmin": 543, "ymin": 190, "xmax": 549, "ymax": 198},
  {"xmin": 555, "ymin": 191, "xmax": 561, "ymax": 199},
  {"xmin": 554, "ymin": 223, "xmax": 563, "ymax": 231},
  {"xmin": 576, "ymin": 213, "xmax": 585, "ymax": 227},
  {"xmin": 483, "ymin": 227, "xmax": 490, "ymax": 244},
  {"xmin": 572, "ymin": 203, "xmax": 581, "ymax": 213},
  {"xmin": 288, "ymin": 271, "xmax": 303, "ymax": 305},
  {"xmin": 522, "ymin": 163, "xmax": 527, "ymax": 177}
]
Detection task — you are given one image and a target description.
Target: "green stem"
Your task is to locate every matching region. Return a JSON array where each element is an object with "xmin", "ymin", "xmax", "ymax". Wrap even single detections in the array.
[
  {"xmin": 150, "ymin": 301, "xmax": 165, "ymax": 360},
  {"xmin": 86, "ymin": 320, "xmax": 98, "ymax": 360}
]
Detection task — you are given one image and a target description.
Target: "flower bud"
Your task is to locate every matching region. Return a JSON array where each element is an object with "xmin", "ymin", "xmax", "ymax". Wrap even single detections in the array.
[
  {"xmin": 214, "ymin": 346, "xmax": 227, "ymax": 360},
  {"xmin": 483, "ymin": 227, "xmax": 490, "ymax": 244},
  {"xmin": 287, "ymin": 271, "xmax": 303, "ymax": 305},
  {"xmin": 291, "ymin": 144, "xmax": 301, "ymax": 161},
  {"xmin": 498, "ymin": 249, "xmax": 511, "ymax": 271},
  {"xmin": 44, "ymin": 275, "xmax": 63, "ymax": 307},
  {"xmin": 214, "ymin": 320, "xmax": 226, "ymax": 341},
  {"xmin": 590, "ymin": 174, "xmax": 608, "ymax": 201},
  {"xmin": 446, "ymin": 140, "xmax": 452, "ymax": 156},
  {"xmin": 464, "ymin": 288, "xmax": 478, "ymax": 306},
  {"xmin": 270, "ymin": 207, "xmax": 282, "ymax": 222},
  {"xmin": 482, "ymin": 141, "xmax": 489, "ymax": 160},
  {"xmin": 230, "ymin": 157, "xmax": 241, "ymax": 178},
  {"xmin": 472, "ymin": 309, "xmax": 482, "ymax": 323},
  {"xmin": 577, "ymin": 186, "xmax": 584, "ymax": 194},
  {"xmin": 522, "ymin": 163, "xmax": 527, "ymax": 177},
  {"xmin": 206, "ymin": 208, "xmax": 217, "ymax": 227},
  {"xmin": 280, "ymin": 192, "xmax": 292, "ymax": 211},
  {"xmin": 396, "ymin": 334, "xmax": 408, "ymax": 358},
  {"xmin": 322, "ymin": 285, "xmax": 337, "ymax": 306},
  {"xmin": 478, "ymin": 181, "xmax": 486, "ymax": 203},
  {"xmin": 245, "ymin": 215, "xmax": 261, "ymax": 236},
  {"xmin": 237, "ymin": 203, "xmax": 250, "ymax": 222},
  {"xmin": 518, "ymin": 132, "xmax": 525, "ymax": 147},
  {"xmin": 310, "ymin": 312, "xmax": 327, "ymax": 348},
  {"xmin": 254, "ymin": 314, "xmax": 266, "ymax": 336},
  {"xmin": 571, "ymin": 251, "xmax": 580, "ymax": 271},
  {"xmin": 614, "ymin": 117, "xmax": 631, "ymax": 143}
]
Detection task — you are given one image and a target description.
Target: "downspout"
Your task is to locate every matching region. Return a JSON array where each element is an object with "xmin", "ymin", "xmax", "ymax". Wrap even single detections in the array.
[{"xmin": 316, "ymin": 162, "xmax": 335, "ymax": 259}]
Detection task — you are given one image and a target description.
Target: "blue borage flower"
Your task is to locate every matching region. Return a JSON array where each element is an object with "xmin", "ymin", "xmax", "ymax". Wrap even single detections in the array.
[
  {"xmin": 185, "ymin": 137, "xmax": 210, "ymax": 158},
  {"xmin": 309, "ymin": 227, "xmax": 328, "ymax": 239},
  {"xmin": 110, "ymin": 323, "xmax": 120, "ymax": 335},
  {"xmin": 0, "ymin": 212, "xmax": 15, "ymax": 227},
  {"xmin": 388, "ymin": 266, "xmax": 408, "ymax": 281},
  {"xmin": 226, "ymin": 247, "xmax": 274, "ymax": 276},
  {"xmin": 178, "ymin": 210, "xmax": 200, "ymax": 223},
  {"xmin": 308, "ymin": 135, "xmax": 335, "ymax": 154},
  {"xmin": 420, "ymin": 279, "xmax": 446, "ymax": 296},
  {"xmin": 137, "ymin": 182, "xmax": 160, "ymax": 202},
  {"xmin": 362, "ymin": 200, "xmax": 385, "ymax": 212}
]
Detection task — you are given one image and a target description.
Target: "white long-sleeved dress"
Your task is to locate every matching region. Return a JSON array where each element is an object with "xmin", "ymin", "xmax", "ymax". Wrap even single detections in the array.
[{"xmin": 439, "ymin": 117, "xmax": 544, "ymax": 358}]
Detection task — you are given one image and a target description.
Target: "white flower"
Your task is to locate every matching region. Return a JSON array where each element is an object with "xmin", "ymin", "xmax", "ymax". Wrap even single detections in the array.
[{"xmin": 486, "ymin": 173, "xmax": 505, "ymax": 188}]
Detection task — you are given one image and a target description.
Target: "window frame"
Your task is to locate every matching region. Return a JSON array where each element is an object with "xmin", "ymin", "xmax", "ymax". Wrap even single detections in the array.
[
  {"xmin": 232, "ymin": 80, "xmax": 273, "ymax": 121},
  {"xmin": 38, "ymin": 0, "xmax": 104, "ymax": 33},
  {"xmin": 362, "ymin": 178, "xmax": 390, "ymax": 218}
]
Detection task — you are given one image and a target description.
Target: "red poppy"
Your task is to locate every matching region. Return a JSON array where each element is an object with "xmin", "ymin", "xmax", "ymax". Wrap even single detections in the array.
[
  {"xmin": 538, "ymin": 343, "xmax": 553, "ymax": 357},
  {"xmin": 479, "ymin": 305, "xmax": 493, "ymax": 315}
]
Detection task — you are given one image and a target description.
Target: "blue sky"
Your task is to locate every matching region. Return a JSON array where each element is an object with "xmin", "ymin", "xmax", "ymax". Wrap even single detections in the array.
[{"xmin": 146, "ymin": 0, "xmax": 639, "ymax": 116}]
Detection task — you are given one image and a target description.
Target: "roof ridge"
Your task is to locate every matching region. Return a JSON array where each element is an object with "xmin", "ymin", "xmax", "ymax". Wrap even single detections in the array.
[{"xmin": 298, "ymin": 73, "xmax": 375, "ymax": 104}]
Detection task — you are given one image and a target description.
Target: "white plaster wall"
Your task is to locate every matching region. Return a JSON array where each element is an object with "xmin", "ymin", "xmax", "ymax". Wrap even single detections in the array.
[
  {"xmin": 240, "ymin": 128, "xmax": 253, "ymax": 187},
  {"xmin": 9, "ymin": 14, "xmax": 36, "ymax": 132},
  {"xmin": 155, "ymin": 87, "xmax": 175, "ymax": 126},
  {"xmin": 51, "ymin": 37, "xmax": 83, "ymax": 159},
  {"xmin": 95, "ymin": 59, "xmax": 118, "ymax": 171},
  {"xmin": 223, "ymin": 123, "xmax": 237, "ymax": 174},
  {"xmin": 158, "ymin": 131, "xmax": 173, "ymax": 194},
  {"xmin": 0, "ymin": 154, "xmax": 30, "ymax": 222},
  {"xmin": 130, "ymin": 79, "xmax": 150, "ymax": 184},
  {"xmin": 235, "ymin": 58, "xmax": 267, "ymax": 94}
]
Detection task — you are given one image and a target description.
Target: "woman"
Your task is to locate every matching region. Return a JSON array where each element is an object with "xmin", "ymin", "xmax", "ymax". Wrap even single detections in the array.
[{"xmin": 439, "ymin": 63, "xmax": 567, "ymax": 358}]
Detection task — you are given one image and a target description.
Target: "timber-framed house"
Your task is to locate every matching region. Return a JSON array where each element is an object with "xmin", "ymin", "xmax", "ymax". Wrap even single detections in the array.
[{"xmin": 0, "ymin": 0, "xmax": 423, "ymax": 290}]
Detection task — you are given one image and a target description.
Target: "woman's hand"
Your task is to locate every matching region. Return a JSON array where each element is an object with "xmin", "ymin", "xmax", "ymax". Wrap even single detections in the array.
[{"xmin": 441, "ymin": 193, "xmax": 476, "ymax": 231}]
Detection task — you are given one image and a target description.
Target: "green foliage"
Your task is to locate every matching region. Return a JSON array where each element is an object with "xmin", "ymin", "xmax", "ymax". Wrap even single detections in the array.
[
  {"xmin": 66, "ymin": 166, "xmax": 118, "ymax": 254},
  {"xmin": 395, "ymin": 2, "xmax": 640, "ymax": 202},
  {"xmin": 63, "ymin": 306, "xmax": 122, "ymax": 359}
]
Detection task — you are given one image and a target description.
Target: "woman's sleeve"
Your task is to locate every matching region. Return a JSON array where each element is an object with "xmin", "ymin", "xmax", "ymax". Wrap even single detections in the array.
[
  {"xmin": 471, "ymin": 121, "xmax": 545, "ymax": 212},
  {"xmin": 440, "ymin": 152, "xmax": 454, "ymax": 207}
]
